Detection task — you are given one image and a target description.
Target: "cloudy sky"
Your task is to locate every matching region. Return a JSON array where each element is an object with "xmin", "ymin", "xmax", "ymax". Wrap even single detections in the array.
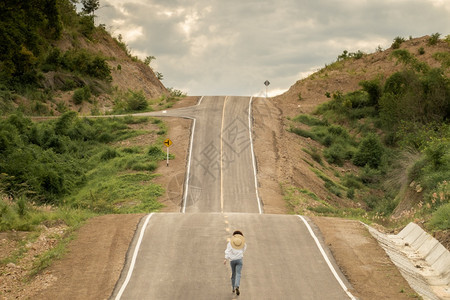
[{"xmin": 94, "ymin": 0, "xmax": 450, "ymax": 96}]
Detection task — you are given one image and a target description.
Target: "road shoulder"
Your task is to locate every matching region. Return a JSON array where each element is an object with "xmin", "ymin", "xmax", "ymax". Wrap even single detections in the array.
[{"xmin": 311, "ymin": 216, "xmax": 419, "ymax": 300}]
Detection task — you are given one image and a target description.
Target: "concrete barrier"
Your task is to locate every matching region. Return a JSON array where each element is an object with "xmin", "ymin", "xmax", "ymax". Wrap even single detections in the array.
[
  {"xmin": 398, "ymin": 222, "xmax": 450, "ymax": 286},
  {"xmin": 368, "ymin": 222, "xmax": 450, "ymax": 299}
]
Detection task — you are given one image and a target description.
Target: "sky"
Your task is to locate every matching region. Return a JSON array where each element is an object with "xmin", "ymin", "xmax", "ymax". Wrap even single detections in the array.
[{"xmin": 94, "ymin": 0, "xmax": 450, "ymax": 97}]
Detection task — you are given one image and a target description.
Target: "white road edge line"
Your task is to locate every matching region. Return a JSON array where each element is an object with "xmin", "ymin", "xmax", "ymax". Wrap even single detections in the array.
[
  {"xmin": 248, "ymin": 97, "xmax": 262, "ymax": 214},
  {"xmin": 181, "ymin": 96, "xmax": 204, "ymax": 213},
  {"xmin": 297, "ymin": 215, "xmax": 356, "ymax": 300},
  {"xmin": 220, "ymin": 96, "xmax": 228, "ymax": 213},
  {"xmin": 115, "ymin": 213, "xmax": 154, "ymax": 300}
]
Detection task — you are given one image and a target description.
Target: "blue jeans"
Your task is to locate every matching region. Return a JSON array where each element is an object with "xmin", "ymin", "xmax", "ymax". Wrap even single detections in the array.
[{"xmin": 230, "ymin": 259, "xmax": 243, "ymax": 289}]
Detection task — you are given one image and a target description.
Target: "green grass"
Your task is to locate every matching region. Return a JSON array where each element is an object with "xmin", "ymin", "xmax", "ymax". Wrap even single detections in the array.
[
  {"xmin": 281, "ymin": 183, "xmax": 370, "ymax": 221},
  {"xmin": 292, "ymin": 114, "xmax": 327, "ymax": 126},
  {"xmin": 428, "ymin": 203, "xmax": 450, "ymax": 230},
  {"xmin": 29, "ymin": 232, "xmax": 74, "ymax": 278},
  {"xmin": 302, "ymin": 147, "xmax": 323, "ymax": 165},
  {"xmin": 0, "ymin": 205, "xmax": 94, "ymax": 276},
  {"xmin": 67, "ymin": 148, "xmax": 165, "ymax": 213},
  {"xmin": 311, "ymin": 168, "xmax": 347, "ymax": 197}
]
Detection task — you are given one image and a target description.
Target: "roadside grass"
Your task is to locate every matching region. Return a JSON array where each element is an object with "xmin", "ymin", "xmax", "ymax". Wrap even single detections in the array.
[
  {"xmin": 29, "ymin": 231, "xmax": 75, "ymax": 278},
  {"xmin": 310, "ymin": 168, "xmax": 347, "ymax": 198},
  {"xmin": 0, "ymin": 204, "xmax": 95, "ymax": 277},
  {"xmin": 111, "ymin": 87, "xmax": 186, "ymax": 114},
  {"xmin": 281, "ymin": 183, "xmax": 369, "ymax": 221}
]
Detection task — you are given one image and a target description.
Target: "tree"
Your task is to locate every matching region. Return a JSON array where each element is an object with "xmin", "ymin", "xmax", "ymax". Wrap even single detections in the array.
[
  {"xmin": 353, "ymin": 133, "xmax": 384, "ymax": 169},
  {"xmin": 43, "ymin": 0, "xmax": 62, "ymax": 39},
  {"xmin": 144, "ymin": 56, "xmax": 155, "ymax": 66},
  {"xmin": 81, "ymin": 0, "xmax": 99, "ymax": 16},
  {"xmin": 359, "ymin": 79, "xmax": 382, "ymax": 108}
]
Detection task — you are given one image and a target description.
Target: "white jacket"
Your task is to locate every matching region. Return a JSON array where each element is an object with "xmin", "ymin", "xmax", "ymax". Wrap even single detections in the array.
[{"xmin": 224, "ymin": 242, "xmax": 247, "ymax": 261}]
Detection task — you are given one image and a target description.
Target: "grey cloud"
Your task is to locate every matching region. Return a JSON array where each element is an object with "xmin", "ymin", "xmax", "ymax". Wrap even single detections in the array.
[{"xmin": 97, "ymin": 0, "xmax": 450, "ymax": 96}]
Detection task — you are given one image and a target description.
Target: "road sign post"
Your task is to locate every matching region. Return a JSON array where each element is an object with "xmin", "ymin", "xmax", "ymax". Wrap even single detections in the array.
[
  {"xmin": 264, "ymin": 80, "xmax": 270, "ymax": 98},
  {"xmin": 163, "ymin": 138, "xmax": 173, "ymax": 166}
]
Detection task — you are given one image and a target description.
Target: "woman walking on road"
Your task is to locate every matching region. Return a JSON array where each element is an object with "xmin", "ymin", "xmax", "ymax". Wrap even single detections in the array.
[{"xmin": 224, "ymin": 230, "xmax": 247, "ymax": 296}]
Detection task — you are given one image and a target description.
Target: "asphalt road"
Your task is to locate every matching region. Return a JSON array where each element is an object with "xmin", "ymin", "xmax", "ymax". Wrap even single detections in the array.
[{"xmin": 112, "ymin": 96, "xmax": 354, "ymax": 299}]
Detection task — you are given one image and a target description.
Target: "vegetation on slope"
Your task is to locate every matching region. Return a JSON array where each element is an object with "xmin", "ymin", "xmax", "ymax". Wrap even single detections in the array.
[
  {"xmin": 0, "ymin": 112, "xmax": 169, "ymax": 232},
  {"xmin": 0, "ymin": 0, "xmax": 175, "ymax": 117},
  {"xmin": 288, "ymin": 38, "xmax": 450, "ymax": 232}
]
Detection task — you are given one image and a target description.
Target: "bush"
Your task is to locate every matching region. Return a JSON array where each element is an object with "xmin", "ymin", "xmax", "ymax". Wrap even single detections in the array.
[
  {"xmin": 72, "ymin": 86, "xmax": 91, "ymax": 105},
  {"xmin": 428, "ymin": 203, "xmax": 450, "ymax": 230},
  {"xmin": 342, "ymin": 174, "xmax": 363, "ymax": 189},
  {"xmin": 43, "ymin": 48, "xmax": 62, "ymax": 71},
  {"xmin": 73, "ymin": 88, "xmax": 85, "ymax": 105},
  {"xmin": 324, "ymin": 144, "xmax": 347, "ymax": 166},
  {"xmin": 433, "ymin": 52, "xmax": 450, "ymax": 69},
  {"xmin": 55, "ymin": 111, "xmax": 77, "ymax": 135},
  {"xmin": 359, "ymin": 79, "xmax": 381, "ymax": 108},
  {"xmin": 347, "ymin": 188, "xmax": 355, "ymax": 199},
  {"xmin": 391, "ymin": 36, "xmax": 405, "ymax": 49},
  {"xmin": 428, "ymin": 33, "xmax": 441, "ymax": 46},
  {"xmin": 0, "ymin": 114, "xmax": 151, "ymax": 204},
  {"xmin": 101, "ymin": 148, "xmax": 119, "ymax": 161},
  {"xmin": 304, "ymin": 147, "xmax": 322, "ymax": 165},
  {"xmin": 130, "ymin": 162, "xmax": 158, "ymax": 171},
  {"xmin": 126, "ymin": 90, "xmax": 148, "ymax": 111},
  {"xmin": 148, "ymin": 145, "xmax": 165, "ymax": 160},
  {"xmin": 424, "ymin": 140, "xmax": 448, "ymax": 168},
  {"xmin": 293, "ymin": 114, "xmax": 327, "ymax": 126},
  {"xmin": 61, "ymin": 49, "xmax": 111, "ymax": 81},
  {"xmin": 79, "ymin": 15, "xmax": 95, "ymax": 38},
  {"xmin": 289, "ymin": 127, "xmax": 318, "ymax": 141},
  {"xmin": 359, "ymin": 165, "xmax": 382, "ymax": 184},
  {"xmin": 353, "ymin": 133, "xmax": 384, "ymax": 168},
  {"xmin": 16, "ymin": 196, "xmax": 28, "ymax": 217}
]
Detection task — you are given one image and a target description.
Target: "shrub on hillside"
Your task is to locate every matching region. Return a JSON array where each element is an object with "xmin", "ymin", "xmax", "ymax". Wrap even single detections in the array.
[
  {"xmin": 359, "ymin": 79, "xmax": 382, "ymax": 108},
  {"xmin": 79, "ymin": 15, "xmax": 95, "ymax": 38},
  {"xmin": 324, "ymin": 144, "xmax": 348, "ymax": 166},
  {"xmin": 428, "ymin": 33, "xmax": 441, "ymax": 46},
  {"xmin": 293, "ymin": 114, "xmax": 327, "ymax": 126},
  {"xmin": 380, "ymin": 69, "xmax": 450, "ymax": 130},
  {"xmin": 0, "ymin": 114, "xmax": 153, "ymax": 204},
  {"xmin": 73, "ymin": 86, "xmax": 91, "ymax": 105},
  {"xmin": 353, "ymin": 133, "xmax": 384, "ymax": 168},
  {"xmin": 428, "ymin": 203, "xmax": 450, "ymax": 230},
  {"xmin": 289, "ymin": 126, "xmax": 318, "ymax": 141},
  {"xmin": 101, "ymin": 148, "xmax": 120, "ymax": 161},
  {"xmin": 148, "ymin": 145, "xmax": 165, "ymax": 160},
  {"xmin": 126, "ymin": 90, "xmax": 148, "ymax": 111},
  {"xmin": 61, "ymin": 49, "xmax": 111, "ymax": 81},
  {"xmin": 391, "ymin": 36, "xmax": 405, "ymax": 49}
]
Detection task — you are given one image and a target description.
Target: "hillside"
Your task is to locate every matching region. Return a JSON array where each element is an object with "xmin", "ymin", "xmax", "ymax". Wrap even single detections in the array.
[
  {"xmin": 0, "ymin": 0, "xmax": 167, "ymax": 116},
  {"xmin": 276, "ymin": 35, "xmax": 449, "ymax": 116},
  {"xmin": 262, "ymin": 35, "xmax": 449, "ymax": 246}
]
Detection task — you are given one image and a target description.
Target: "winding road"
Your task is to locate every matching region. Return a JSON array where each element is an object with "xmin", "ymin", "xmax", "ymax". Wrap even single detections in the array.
[{"xmin": 111, "ymin": 96, "xmax": 355, "ymax": 299}]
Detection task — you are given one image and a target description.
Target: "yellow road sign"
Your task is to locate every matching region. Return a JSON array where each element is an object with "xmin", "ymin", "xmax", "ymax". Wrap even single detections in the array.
[{"xmin": 164, "ymin": 138, "xmax": 173, "ymax": 147}]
